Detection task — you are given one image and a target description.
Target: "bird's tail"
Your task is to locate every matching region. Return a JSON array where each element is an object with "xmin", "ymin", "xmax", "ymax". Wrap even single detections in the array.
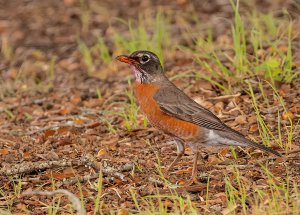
[
  {"xmin": 215, "ymin": 130, "xmax": 281, "ymax": 157},
  {"xmin": 243, "ymin": 137, "xmax": 281, "ymax": 157}
]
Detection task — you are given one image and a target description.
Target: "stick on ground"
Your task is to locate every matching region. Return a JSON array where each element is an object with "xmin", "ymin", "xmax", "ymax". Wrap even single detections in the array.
[{"xmin": 22, "ymin": 189, "xmax": 86, "ymax": 215}]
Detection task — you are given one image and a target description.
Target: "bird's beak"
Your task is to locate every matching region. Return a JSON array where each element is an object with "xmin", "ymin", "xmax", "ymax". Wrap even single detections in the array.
[{"xmin": 116, "ymin": 55, "xmax": 139, "ymax": 65}]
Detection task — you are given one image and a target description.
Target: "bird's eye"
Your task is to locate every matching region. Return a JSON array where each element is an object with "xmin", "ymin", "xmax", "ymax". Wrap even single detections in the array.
[{"xmin": 141, "ymin": 55, "xmax": 149, "ymax": 63}]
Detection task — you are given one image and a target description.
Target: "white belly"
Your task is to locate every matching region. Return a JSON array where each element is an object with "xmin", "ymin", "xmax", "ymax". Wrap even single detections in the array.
[{"xmin": 205, "ymin": 130, "xmax": 243, "ymax": 146}]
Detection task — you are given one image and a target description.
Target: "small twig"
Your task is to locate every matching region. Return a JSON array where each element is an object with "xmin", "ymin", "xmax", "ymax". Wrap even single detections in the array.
[
  {"xmin": 57, "ymin": 173, "xmax": 100, "ymax": 187},
  {"xmin": 78, "ymin": 107, "xmax": 103, "ymax": 115},
  {"xmin": 222, "ymin": 106, "xmax": 244, "ymax": 115},
  {"xmin": 214, "ymin": 164, "xmax": 255, "ymax": 169},
  {"xmin": 208, "ymin": 93, "xmax": 241, "ymax": 101},
  {"xmin": 111, "ymin": 188, "xmax": 122, "ymax": 199},
  {"xmin": 56, "ymin": 162, "xmax": 134, "ymax": 187},
  {"xmin": 148, "ymin": 177, "xmax": 165, "ymax": 187},
  {"xmin": 27, "ymin": 120, "xmax": 100, "ymax": 135},
  {"xmin": 22, "ymin": 189, "xmax": 86, "ymax": 215},
  {"xmin": 199, "ymin": 87, "xmax": 213, "ymax": 94},
  {"xmin": 103, "ymin": 165, "xmax": 127, "ymax": 181},
  {"xmin": 157, "ymin": 184, "xmax": 208, "ymax": 194},
  {"xmin": 219, "ymin": 116, "xmax": 236, "ymax": 122},
  {"xmin": 38, "ymin": 115, "xmax": 80, "ymax": 122},
  {"xmin": 0, "ymin": 137, "xmax": 16, "ymax": 145},
  {"xmin": 0, "ymin": 158, "xmax": 90, "ymax": 176},
  {"xmin": 285, "ymin": 149, "xmax": 300, "ymax": 155}
]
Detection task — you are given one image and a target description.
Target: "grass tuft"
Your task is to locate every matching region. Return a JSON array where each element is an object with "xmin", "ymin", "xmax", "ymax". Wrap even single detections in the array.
[{"xmin": 113, "ymin": 11, "xmax": 170, "ymax": 64}]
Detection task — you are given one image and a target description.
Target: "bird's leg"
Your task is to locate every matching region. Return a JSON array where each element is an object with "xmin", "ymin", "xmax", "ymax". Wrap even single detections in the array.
[
  {"xmin": 191, "ymin": 151, "xmax": 200, "ymax": 182},
  {"xmin": 165, "ymin": 138, "xmax": 185, "ymax": 173},
  {"xmin": 183, "ymin": 151, "xmax": 201, "ymax": 186}
]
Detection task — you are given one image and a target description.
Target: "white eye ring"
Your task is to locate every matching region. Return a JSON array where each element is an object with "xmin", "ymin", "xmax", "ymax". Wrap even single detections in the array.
[{"xmin": 140, "ymin": 54, "xmax": 150, "ymax": 63}]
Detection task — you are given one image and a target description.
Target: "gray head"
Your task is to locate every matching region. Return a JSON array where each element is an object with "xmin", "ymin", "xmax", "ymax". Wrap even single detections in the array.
[{"xmin": 116, "ymin": 50, "xmax": 164, "ymax": 84}]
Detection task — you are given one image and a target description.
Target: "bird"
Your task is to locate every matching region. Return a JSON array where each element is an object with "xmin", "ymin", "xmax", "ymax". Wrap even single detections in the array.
[{"xmin": 116, "ymin": 50, "xmax": 281, "ymax": 183}]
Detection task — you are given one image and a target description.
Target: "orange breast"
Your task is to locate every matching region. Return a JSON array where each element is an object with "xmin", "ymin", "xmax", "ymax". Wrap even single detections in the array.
[{"xmin": 134, "ymin": 83, "xmax": 200, "ymax": 140}]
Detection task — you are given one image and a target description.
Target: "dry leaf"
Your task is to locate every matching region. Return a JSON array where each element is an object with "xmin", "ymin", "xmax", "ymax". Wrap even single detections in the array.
[
  {"xmin": 117, "ymin": 209, "xmax": 129, "ymax": 215},
  {"xmin": 178, "ymin": 180, "xmax": 187, "ymax": 185},
  {"xmin": 60, "ymin": 103, "xmax": 75, "ymax": 115},
  {"xmin": 97, "ymin": 149, "xmax": 107, "ymax": 157},
  {"xmin": 290, "ymin": 106, "xmax": 300, "ymax": 113},
  {"xmin": 222, "ymin": 205, "xmax": 238, "ymax": 215},
  {"xmin": 16, "ymin": 203, "xmax": 27, "ymax": 210},
  {"xmin": 6, "ymin": 68, "xmax": 18, "ymax": 79},
  {"xmin": 293, "ymin": 60, "xmax": 300, "ymax": 67},
  {"xmin": 74, "ymin": 118, "xmax": 86, "ymax": 125},
  {"xmin": 83, "ymin": 99, "xmax": 101, "ymax": 108},
  {"xmin": 249, "ymin": 124, "xmax": 258, "ymax": 133},
  {"xmin": 71, "ymin": 95, "xmax": 81, "ymax": 105},
  {"xmin": 87, "ymin": 122, "xmax": 101, "ymax": 128},
  {"xmin": 57, "ymin": 127, "xmax": 69, "ymax": 133},
  {"xmin": 196, "ymin": 80, "xmax": 213, "ymax": 90},
  {"xmin": 282, "ymin": 111, "xmax": 294, "ymax": 120},
  {"xmin": 234, "ymin": 115, "xmax": 247, "ymax": 124},
  {"xmin": 248, "ymin": 115, "xmax": 257, "ymax": 124},
  {"xmin": 64, "ymin": 0, "xmax": 76, "ymax": 6},
  {"xmin": 0, "ymin": 149, "xmax": 9, "ymax": 155},
  {"xmin": 23, "ymin": 152, "xmax": 31, "ymax": 159},
  {"xmin": 214, "ymin": 102, "xmax": 224, "ymax": 112},
  {"xmin": 208, "ymin": 156, "xmax": 222, "ymax": 165},
  {"xmin": 164, "ymin": 199, "xmax": 173, "ymax": 208},
  {"xmin": 44, "ymin": 129, "xmax": 56, "ymax": 139},
  {"xmin": 214, "ymin": 192, "xmax": 227, "ymax": 202},
  {"xmin": 175, "ymin": 167, "xmax": 193, "ymax": 175},
  {"xmin": 218, "ymin": 148, "xmax": 229, "ymax": 157},
  {"xmin": 278, "ymin": 45, "xmax": 288, "ymax": 53},
  {"xmin": 44, "ymin": 168, "xmax": 75, "ymax": 180},
  {"xmin": 185, "ymin": 147, "xmax": 193, "ymax": 155},
  {"xmin": 113, "ymin": 179, "xmax": 124, "ymax": 186}
]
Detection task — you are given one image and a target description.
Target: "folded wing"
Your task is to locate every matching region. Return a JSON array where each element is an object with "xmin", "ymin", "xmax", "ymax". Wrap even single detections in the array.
[{"xmin": 154, "ymin": 83, "xmax": 230, "ymax": 132}]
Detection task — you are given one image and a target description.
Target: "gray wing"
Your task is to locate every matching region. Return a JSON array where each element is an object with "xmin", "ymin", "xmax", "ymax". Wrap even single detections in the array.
[
  {"xmin": 153, "ymin": 83, "xmax": 281, "ymax": 157},
  {"xmin": 153, "ymin": 84, "xmax": 229, "ymax": 131}
]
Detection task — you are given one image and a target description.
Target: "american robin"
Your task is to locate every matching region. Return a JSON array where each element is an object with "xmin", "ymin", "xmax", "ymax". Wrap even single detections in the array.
[{"xmin": 116, "ymin": 50, "xmax": 281, "ymax": 182}]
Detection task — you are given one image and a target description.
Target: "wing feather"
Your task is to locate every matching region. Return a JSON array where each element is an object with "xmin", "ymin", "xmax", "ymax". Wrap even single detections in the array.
[{"xmin": 154, "ymin": 84, "xmax": 228, "ymax": 131}]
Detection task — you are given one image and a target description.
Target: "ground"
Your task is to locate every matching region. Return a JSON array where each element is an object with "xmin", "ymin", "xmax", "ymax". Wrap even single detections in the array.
[{"xmin": 0, "ymin": 0, "xmax": 300, "ymax": 214}]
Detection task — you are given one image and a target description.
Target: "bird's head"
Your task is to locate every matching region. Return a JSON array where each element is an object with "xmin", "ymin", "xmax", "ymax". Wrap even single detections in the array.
[{"xmin": 116, "ymin": 50, "xmax": 164, "ymax": 84}]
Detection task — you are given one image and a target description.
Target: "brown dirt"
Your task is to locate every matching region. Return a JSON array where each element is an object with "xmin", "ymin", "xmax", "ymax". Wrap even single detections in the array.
[{"xmin": 0, "ymin": 0, "xmax": 299, "ymax": 214}]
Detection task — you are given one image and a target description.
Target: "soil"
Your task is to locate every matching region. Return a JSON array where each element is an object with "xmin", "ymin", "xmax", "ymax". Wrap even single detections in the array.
[{"xmin": 0, "ymin": 0, "xmax": 299, "ymax": 214}]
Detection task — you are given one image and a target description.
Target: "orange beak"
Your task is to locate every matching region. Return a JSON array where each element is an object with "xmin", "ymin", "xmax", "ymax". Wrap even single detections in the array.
[{"xmin": 116, "ymin": 55, "xmax": 139, "ymax": 65}]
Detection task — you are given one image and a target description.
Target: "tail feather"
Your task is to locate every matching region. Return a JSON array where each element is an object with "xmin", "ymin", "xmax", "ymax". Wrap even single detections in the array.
[
  {"xmin": 214, "ymin": 129, "xmax": 281, "ymax": 157},
  {"xmin": 242, "ymin": 138, "xmax": 281, "ymax": 157},
  {"xmin": 230, "ymin": 130, "xmax": 281, "ymax": 157}
]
